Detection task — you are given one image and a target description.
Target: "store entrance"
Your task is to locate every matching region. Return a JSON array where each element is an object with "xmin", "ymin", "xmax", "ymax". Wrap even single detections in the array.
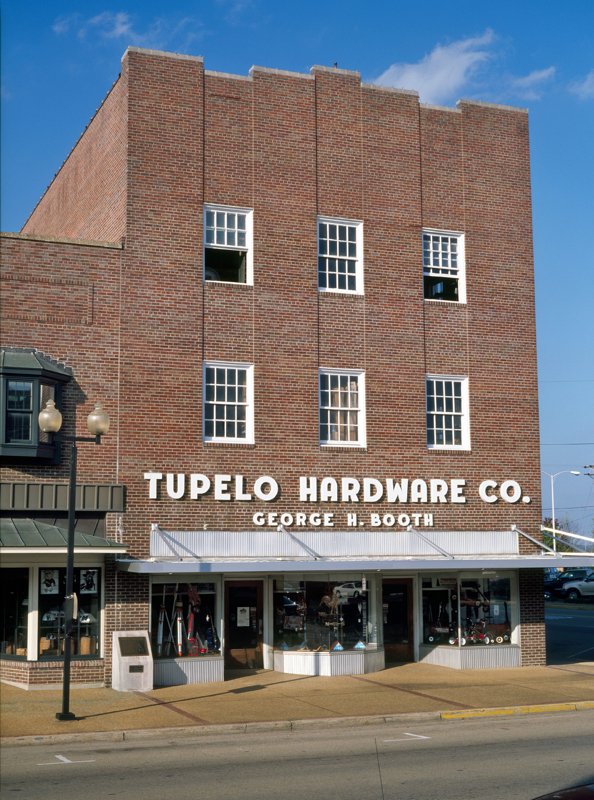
[
  {"xmin": 382, "ymin": 578, "xmax": 414, "ymax": 663},
  {"xmin": 224, "ymin": 581, "xmax": 264, "ymax": 669}
]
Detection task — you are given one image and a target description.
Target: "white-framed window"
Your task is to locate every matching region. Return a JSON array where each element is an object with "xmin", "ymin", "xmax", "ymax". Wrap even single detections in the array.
[
  {"xmin": 204, "ymin": 204, "xmax": 253, "ymax": 284},
  {"xmin": 319, "ymin": 369, "xmax": 366, "ymax": 446},
  {"xmin": 426, "ymin": 375, "xmax": 470, "ymax": 449},
  {"xmin": 318, "ymin": 217, "xmax": 363, "ymax": 294},
  {"xmin": 423, "ymin": 229, "xmax": 466, "ymax": 303},
  {"xmin": 203, "ymin": 362, "xmax": 254, "ymax": 443}
]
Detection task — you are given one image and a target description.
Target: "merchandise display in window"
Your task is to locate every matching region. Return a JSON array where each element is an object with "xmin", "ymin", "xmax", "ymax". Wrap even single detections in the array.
[
  {"xmin": 422, "ymin": 574, "xmax": 514, "ymax": 647},
  {"xmin": 38, "ymin": 567, "xmax": 101, "ymax": 658},
  {"xmin": 273, "ymin": 577, "xmax": 376, "ymax": 652},
  {"xmin": 0, "ymin": 568, "xmax": 29, "ymax": 657},
  {"xmin": 150, "ymin": 583, "xmax": 220, "ymax": 658}
]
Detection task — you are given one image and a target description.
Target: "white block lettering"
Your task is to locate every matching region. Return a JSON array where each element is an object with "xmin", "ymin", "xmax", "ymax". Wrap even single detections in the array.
[
  {"xmin": 280, "ymin": 513, "xmax": 294, "ymax": 526},
  {"xmin": 451, "ymin": 479, "xmax": 466, "ymax": 503},
  {"xmin": 342, "ymin": 477, "xmax": 361, "ymax": 502},
  {"xmin": 364, "ymin": 478, "xmax": 384, "ymax": 503},
  {"xmin": 295, "ymin": 513, "xmax": 307, "ymax": 526},
  {"xmin": 190, "ymin": 473, "xmax": 210, "ymax": 499},
  {"xmin": 324, "ymin": 513, "xmax": 335, "ymax": 527},
  {"xmin": 386, "ymin": 478, "xmax": 408, "ymax": 503},
  {"xmin": 424, "ymin": 514, "xmax": 434, "ymax": 527},
  {"xmin": 254, "ymin": 476, "xmax": 279, "ymax": 501},
  {"xmin": 410, "ymin": 479, "xmax": 428, "ymax": 503},
  {"xmin": 383, "ymin": 514, "xmax": 395, "ymax": 526},
  {"xmin": 309, "ymin": 513, "xmax": 321, "ymax": 526},
  {"xmin": 320, "ymin": 477, "xmax": 338, "ymax": 502},
  {"xmin": 430, "ymin": 479, "xmax": 448, "ymax": 503},
  {"xmin": 347, "ymin": 513, "xmax": 358, "ymax": 527},
  {"xmin": 479, "ymin": 480, "xmax": 498, "ymax": 503},
  {"xmin": 398, "ymin": 514, "xmax": 411, "ymax": 526},
  {"xmin": 214, "ymin": 474, "xmax": 232, "ymax": 501},
  {"xmin": 167, "ymin": 473, "xmax": 185, "ymax": 499},
  {"xmin": 253, "ymin": 512, "xmax": 265, "ymax": 525},
  {"xmin": 235, "ymin": 475, "xmax": 252, "ymax": 501},
  {"xmin": 267, "ymin": 512, "xmax": 278, "ymax": 526},
  {"xmin": 500, "ymin": 480, "xmax": 522, "ymax": 503},
  {"xmin": 300, "ymin": 476, "xmax": 317, "ymax": 502},
  {"xmin": 370, "ymin": 513, "xmax": 381, "ymax": 527},
  {"xmin": 144, "ymin": 472, "xmax": 163, "ymax": 499}
]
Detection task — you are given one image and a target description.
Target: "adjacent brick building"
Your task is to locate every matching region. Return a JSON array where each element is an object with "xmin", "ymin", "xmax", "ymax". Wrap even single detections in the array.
[{"xmin": 1, "ymin": 46, "xmax": 572, "ymax": 688}]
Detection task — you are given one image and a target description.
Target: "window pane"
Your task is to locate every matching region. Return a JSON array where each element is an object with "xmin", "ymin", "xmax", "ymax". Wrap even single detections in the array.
[
  {"xmin": 205, "ymin": 385, "xmax": 214, "ymax": 401},
  {"xmin": 206, "ymin": 211, "xmax": 215, "ymax": 227},
  {"xmin": 320, "ymin": 374, "xmax": 329, "ymax": 391},
  {"xmin": 205, "ymin": 404, "xmax": 214, "ymax": 420},
  {"xmin": 216, "ymin": 229, "xmax": 225, "ymax": 245},
  {"xmin": 227, "ymin": 213, "xmax": 236, "ymax": 229},
  {"xmin": 216, "ymin": 385, "xmax": 225, "ymax": 402},
  {"xmin": 227, "ymin": 386, "xmax": 236, "ymax": 402},
  {"xmin": 216, "ymin": 421, "xmax": 224, "ymax": 437},
  {"xmin": 237, "ymin": 370, "xmax": 246, "ymax": 386},
  {"xmin": 216, "ymin": 212, "xmax": 225, "ymax": 228},
  {"xmin": 238, "ymin": 215, "xmax": 246, "ymax": 230},
  {"xmin": 206, "ymin": 368, "xmax": 215, "ymax": 383},
  {"xmin": 227, "ymin": 231, "xmax": 236, "ymax": 246},
  {"xmin": 6, "ymin": 413, "xmax": 32, "ymax": 442},
  {"xmin": 7, "ymin": 382, "xmax": 32, "ymax": 411}
]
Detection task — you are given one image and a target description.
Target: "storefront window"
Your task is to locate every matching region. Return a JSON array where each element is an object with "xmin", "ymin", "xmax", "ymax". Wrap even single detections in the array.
[
  {"xmin": 273, "ymin": 575, "xmax": 376, "ymax": 652},
  {"xmin": 150, "ymin": 582, "xmax": 220, "ymax": 658},
  {"xmin": 422, "ymin": 573, "xmax": 515, "ymax": 647},
  {"xmin": 38, "ymin": 568, "xmax": 101, "ymax": 658},
  {"xmin": 0, "ymin": 568, "xmax": 29, "ymax": 658}
]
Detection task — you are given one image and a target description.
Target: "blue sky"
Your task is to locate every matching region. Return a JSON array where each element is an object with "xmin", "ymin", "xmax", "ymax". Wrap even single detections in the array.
[{"xmin": 2, "ymin": 1, "xmax": 593, "ymax": 535}]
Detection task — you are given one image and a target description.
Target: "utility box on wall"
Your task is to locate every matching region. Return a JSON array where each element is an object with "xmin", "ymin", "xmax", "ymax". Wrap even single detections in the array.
[{"xmin": 112, "ymin": 631, "xmax": 153, "ymax": 692}]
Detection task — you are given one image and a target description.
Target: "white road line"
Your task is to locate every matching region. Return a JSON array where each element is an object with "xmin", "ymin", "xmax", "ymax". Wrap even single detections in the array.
[
  {"xmin": 383, "ymin": 733, "xmax": 431, "ymax": 741},
  {"xmin": 38, "ymin": 755, "xmax": 96, "ymax": 765}
]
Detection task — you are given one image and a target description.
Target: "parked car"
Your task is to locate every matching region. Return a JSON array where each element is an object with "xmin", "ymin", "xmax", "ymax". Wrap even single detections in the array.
[
  {"xmin": 333, "ymin": 581, "xmax": 363, "ymax": 598},
  {"xmin": 544, "ymin": 569, "xmax": 594, "ymax": 600},
  {"xmin": 558, "ymin": 573, "xmax": 594, "ymax": 602}
]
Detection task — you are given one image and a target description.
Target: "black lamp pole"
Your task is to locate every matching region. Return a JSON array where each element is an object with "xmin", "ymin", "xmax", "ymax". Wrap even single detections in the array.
[
  {"xmin": 56, "ymin": 434, "xmax": 102, "ymax": 721},
  {"xmin": 38, "ymin": 400, "xmax": 109, "ymax": 722}
]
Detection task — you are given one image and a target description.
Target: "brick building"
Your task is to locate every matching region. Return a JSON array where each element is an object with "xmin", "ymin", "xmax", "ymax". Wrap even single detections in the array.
[{"xmin": 1, "ymin": 46, "xmax": 580, "ymax": 689}]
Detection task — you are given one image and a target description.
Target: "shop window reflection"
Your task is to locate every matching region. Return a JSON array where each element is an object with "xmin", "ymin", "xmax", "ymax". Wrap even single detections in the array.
[
  {"xmin": 0, "ymin": 568, "xmax": 29, "ymax": 658},
  {"xmin": 38, "ymin": 568, "xmax": 101, "ymax": 658},
  {"xmin": 273, "ymin": 576, "xmax": 376, "ymax": 652},
  {"xmin": 150, "ymin": 583, "xmax": 220, "ymax": 658},
  {"xmin": 422, "ymin": 574, "xmax": 514, "ymax": 647}
]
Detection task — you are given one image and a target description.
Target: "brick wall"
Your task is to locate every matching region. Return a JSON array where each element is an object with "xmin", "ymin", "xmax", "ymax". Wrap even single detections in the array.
[
  {"xmin": 0, "ymin": 659, "xmax": 104, "ymax": 688},
  {"xmin": 21, "ymin": 73, "xmax": 128, "ymax": 242},
  {"xmin": 1, "ymin": 50, "xmax": 544, "ymax": 675},
  {"xmin": 519, "ymin": 569, "xmax": 546, "ymax": 665}
]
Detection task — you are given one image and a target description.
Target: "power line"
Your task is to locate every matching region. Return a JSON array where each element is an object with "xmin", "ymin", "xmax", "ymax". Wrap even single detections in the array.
[{"xmin": 540, "ymin": 443, "xmax": 594, "ymax": 446}]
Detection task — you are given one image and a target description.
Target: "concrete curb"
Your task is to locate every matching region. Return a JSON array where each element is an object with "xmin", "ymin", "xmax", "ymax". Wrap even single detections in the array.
[{"xmin": 2, "ymin": 703, "xmax": 593, "ymax": 747}]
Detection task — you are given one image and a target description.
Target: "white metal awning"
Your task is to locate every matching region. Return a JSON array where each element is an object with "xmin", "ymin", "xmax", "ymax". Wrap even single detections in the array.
[{"xmin": 114, "ymin": 523, "xmax": 593, "ymax": 574}]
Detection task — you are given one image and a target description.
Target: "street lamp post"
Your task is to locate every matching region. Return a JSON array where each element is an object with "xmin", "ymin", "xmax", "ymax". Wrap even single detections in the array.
[
  {"xmin": 541, "ymin": 470, "xmax": 580, "ymax": 552},
  {"xmin": 38, "ymin": 400, "xmax": 110, "ymax": 721}
]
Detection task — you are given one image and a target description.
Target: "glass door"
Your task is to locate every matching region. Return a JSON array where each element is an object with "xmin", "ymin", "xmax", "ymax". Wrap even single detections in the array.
[
  {"xmin": 382, "ymin": 578, "xmax": 414, "ymax": 663},
  {"xmin": 224, "ymin": 581, "xmax": 263, "ymax": 669}
]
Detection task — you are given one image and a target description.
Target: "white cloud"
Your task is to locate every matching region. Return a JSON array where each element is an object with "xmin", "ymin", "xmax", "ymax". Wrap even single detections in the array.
[
  {"xmin": 569, "ymin": 69, "xmax": 594, "ymax": 100},
  {"xmin": 52, "ymin": 11, "xmax": 205, "ymax": 51},
  {"xmin": 509, "ymin": 67, "xmax": 555, "ymax": 100},
  {"xmin": 372, "ymin": 31, "xmax": 495, "ymax": 105}
]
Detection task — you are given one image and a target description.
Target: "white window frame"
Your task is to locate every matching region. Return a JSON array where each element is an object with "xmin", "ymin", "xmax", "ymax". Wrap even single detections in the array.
[
  {"xmin": 202, "ymin": 361, "xmax": 254, "ymax": 444},
  {"xmin": 426, "ymin": 374, "xmax": 470, "ymax": 450},
  {"xmin": 203, "ymin": 204, "xmax": 253, "ymax": 285},
  {"xmin": 319, "ymin": 368, "xmax": 366, "ymax": 447},
  {"xmin": 317, "ymin": 216, "xmax": 364, "ymax": 295},
  {"xmin": 423, "ymin": 229, "xmax": 466, "ymax": 304}
]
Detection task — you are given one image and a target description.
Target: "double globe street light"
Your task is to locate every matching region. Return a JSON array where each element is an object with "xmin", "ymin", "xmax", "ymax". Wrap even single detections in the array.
[{"xmin": 38, "ymin": 400, "xmax": 110, "ymax": 721}]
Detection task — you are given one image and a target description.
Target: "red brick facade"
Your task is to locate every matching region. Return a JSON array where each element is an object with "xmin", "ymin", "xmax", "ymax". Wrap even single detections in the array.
[{"xmin": 1, "ymin": 47, "xmax": 545, "ymax": 684}]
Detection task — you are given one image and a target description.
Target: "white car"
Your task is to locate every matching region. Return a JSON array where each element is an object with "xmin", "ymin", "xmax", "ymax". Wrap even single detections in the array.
[
  {"xmin": 333, "ymin": 581, "xmax": 363, "ymax": 598},
  {"xmin": 560, "ymin": 573, "xmax": 594, "ymax": 602}
]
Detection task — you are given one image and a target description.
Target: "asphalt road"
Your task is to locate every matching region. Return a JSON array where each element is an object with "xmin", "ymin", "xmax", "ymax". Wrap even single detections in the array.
[
  {"xmin": 546, "ymin": 605, "xmax": 594, "ymax": 664},
  {"xmin": 2, "ymin": 711, "xmax": 593, "ymax": 800}
]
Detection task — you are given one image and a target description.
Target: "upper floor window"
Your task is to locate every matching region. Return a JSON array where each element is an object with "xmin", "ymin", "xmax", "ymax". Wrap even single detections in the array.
[
  {"xmin": 319, "ymin": 369, "xmax": 366, "ymax": 447},
  {"xmin": 423, "ymin": 230, "xmax": 466, "ymax": 303},
  {"xmin": 204, "ymin": 205, "xmax": 253, "ymax": 284},
  {"xmin": 426, "ymin": 376, "xmax": 470, "ymax": 449},
  {"xmin": 318, "ymin": 217, "xmax": 363, "ymax": 294},
  {"xmin": 203, "ymin": 362, "xmax": 254, "ymax": 443},
  {"xmin": 0, "ymin": 348, "xmax": 71, "ymax": 463}
]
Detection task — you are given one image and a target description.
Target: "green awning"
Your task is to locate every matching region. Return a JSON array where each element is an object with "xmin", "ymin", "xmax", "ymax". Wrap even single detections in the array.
[{"xmin": 0, "ymin": 518, "xmax": 128, "ymax": 550}]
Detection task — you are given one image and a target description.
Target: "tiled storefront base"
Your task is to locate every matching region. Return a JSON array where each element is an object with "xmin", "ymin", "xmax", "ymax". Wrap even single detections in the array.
[
  {"xmin": 0, "ymin": 659, "xmax": 105, "ymax": 690},
  {"xmin": 419, "ymin": 644, "xmax": 522, "ymax": 669},
  {"xmin": 274, "ymin": 648, "xmax": 385, "ymax": 676}
]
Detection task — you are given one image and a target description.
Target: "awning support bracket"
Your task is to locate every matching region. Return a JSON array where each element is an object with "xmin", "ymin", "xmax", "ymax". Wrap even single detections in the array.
[
  {"xmin": 407, "ymin": 526, "xmax": 454, "ymax": 559},
  {"xmin": 277, "ymin": 524, "xmax": 321, "ymax": 560}
]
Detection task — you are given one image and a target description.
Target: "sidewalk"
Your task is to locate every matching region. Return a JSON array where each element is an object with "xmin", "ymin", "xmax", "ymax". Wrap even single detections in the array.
[{"xmin": 2, "ymin": 659, "xmax": 593, "ymax": 745}]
